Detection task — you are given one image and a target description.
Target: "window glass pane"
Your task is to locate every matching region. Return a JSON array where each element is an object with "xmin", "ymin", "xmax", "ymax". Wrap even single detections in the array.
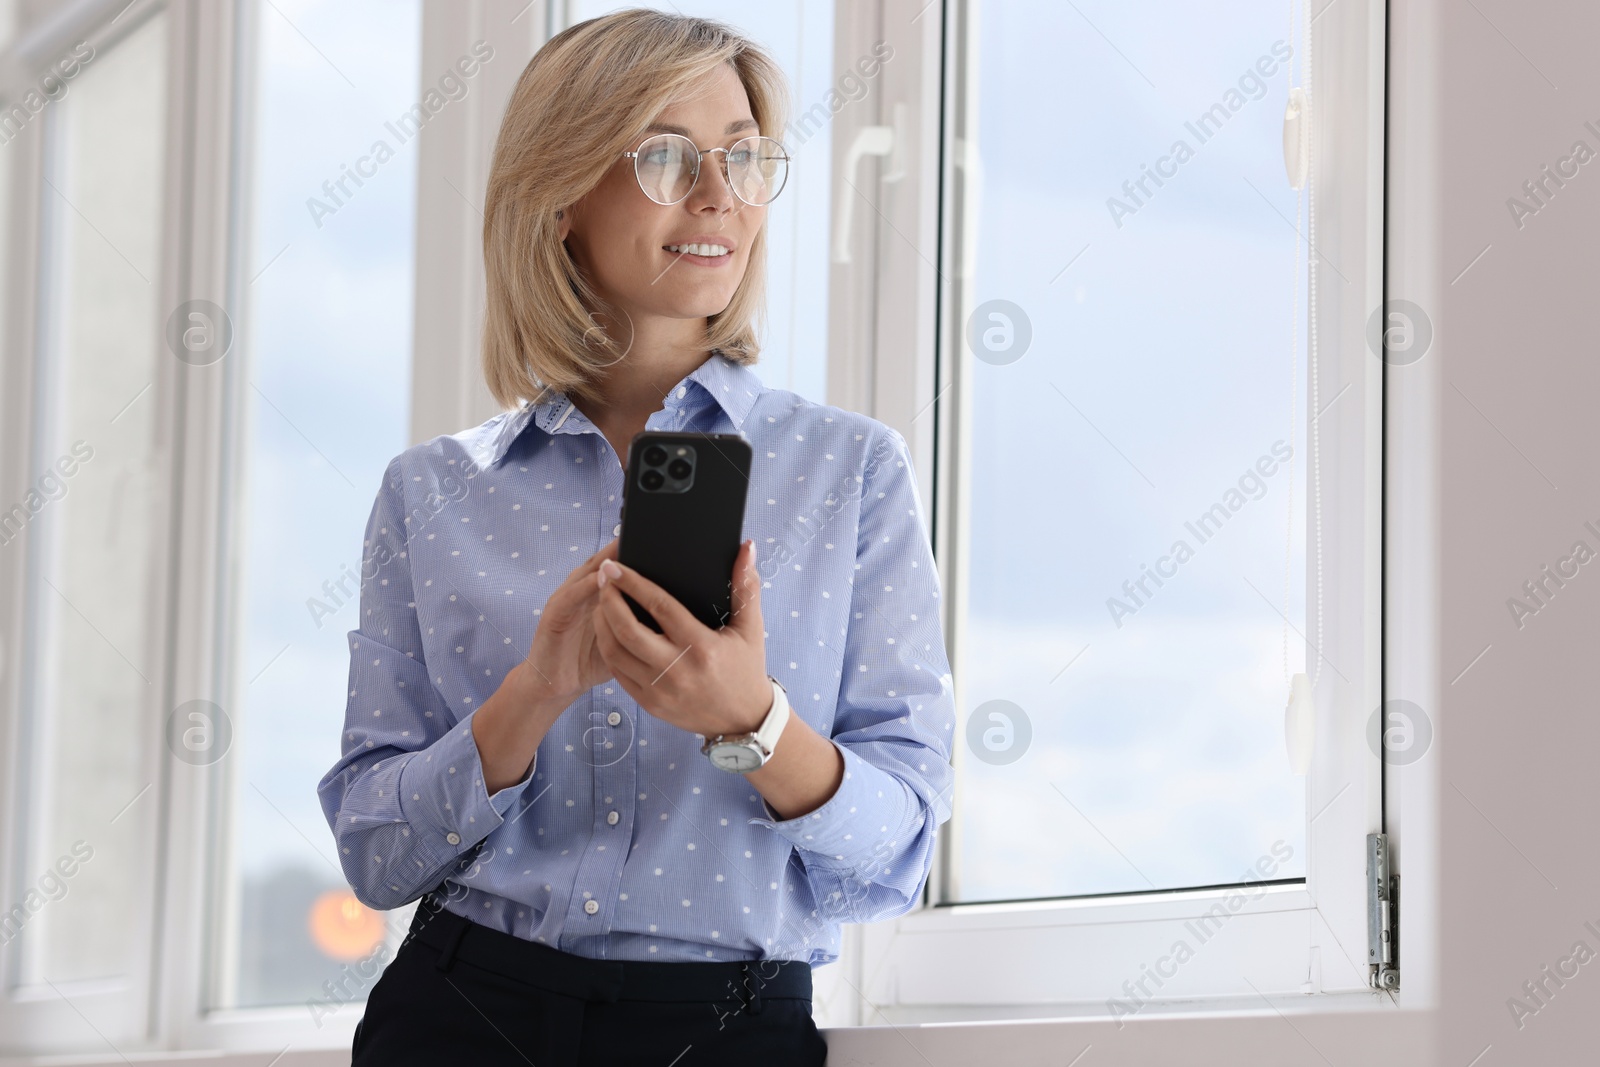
[
  {"xmin": 954, "ymin": 0, "xmax": 1309, "ymax": 900},
  {"xmin": 216, "ymin": 0, "xmax": 420, "ymax": 1009},
  {"xmin": 568, "ymin": 2, "xmax": 832, "ymax": 404},
  {"xmin": 12, "ymin": 9, "xmax": 167, "ymax": 985}
]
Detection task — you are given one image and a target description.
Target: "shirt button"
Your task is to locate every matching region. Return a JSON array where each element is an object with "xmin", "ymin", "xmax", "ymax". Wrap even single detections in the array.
[
  {"xmin": 607, "ymin": 711, "xmax": 622, "ymax": 726},
  {"xmin": 612, "ymin": 523, "xmax": 621, "ymax": 536},
  {"xmin": 584, "ymin": 899, "xmax": 600, "ymax": 915},
  {"xmin": 445, "ymin": 832, "xmax": 461, "ymax": 846},
  {"xmin": 607, "ymin": 810, "xmax": 620, "ymax": 825}
]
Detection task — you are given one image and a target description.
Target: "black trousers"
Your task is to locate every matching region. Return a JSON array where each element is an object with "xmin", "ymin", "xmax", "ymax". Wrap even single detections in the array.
[{"xmin": 352, "ymin": 897, "xmax": 829, "ymax": 1065}]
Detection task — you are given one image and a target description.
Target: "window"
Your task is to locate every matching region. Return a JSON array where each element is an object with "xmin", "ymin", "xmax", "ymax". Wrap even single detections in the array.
[
  {"xmin": 0, "ymin": 0, "xmax": 1395, "ymax": 1056},
  {"xmin": 17, "ymin": 4, "xmax": 170, "ymax": 982},
  {"xmin": 953, "ymin": 0, "xmax": 1311, "ymax": 902},
  {"xmin": 212, "ymin": 0, "xmax": 423, "ymax": 1010},
  {"xmin": 844, "ymin": 0, "xmax": 1386, "ymax": 1022},
  {"xmin": 0, "ymin": 7, "xmax": 171, "ymax": 1051}
]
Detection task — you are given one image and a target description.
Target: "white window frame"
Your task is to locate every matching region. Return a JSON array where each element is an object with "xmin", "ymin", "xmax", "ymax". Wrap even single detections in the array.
[
  {"xmin": 0, "ymin": 0, "xmax": 534, "ymax": 1054},
  {"xmin": 0, "ymin": 0, "xmax": 188, "ymax": 1052},
  {"xmin": 828, "ymin": 0, "xmax": 1407, "ymax": 1048}
]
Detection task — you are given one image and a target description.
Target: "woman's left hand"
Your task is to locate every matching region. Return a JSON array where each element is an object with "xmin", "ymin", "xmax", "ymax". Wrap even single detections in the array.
[{"xmin": 590, "ymin": 538, "xmax": 774, "ymax": 738}]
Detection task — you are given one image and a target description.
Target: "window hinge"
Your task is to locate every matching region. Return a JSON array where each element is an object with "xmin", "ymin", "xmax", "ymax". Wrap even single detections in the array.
[{"xmin": 1367, "ymin": 833, "xmax": 1400, "ymax": 991}]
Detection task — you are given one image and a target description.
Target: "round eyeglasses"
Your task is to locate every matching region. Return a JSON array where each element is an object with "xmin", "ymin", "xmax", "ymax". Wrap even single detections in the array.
[{"xmin": 623, "ymin": 133, "xmax": 791, "ymax": 207}]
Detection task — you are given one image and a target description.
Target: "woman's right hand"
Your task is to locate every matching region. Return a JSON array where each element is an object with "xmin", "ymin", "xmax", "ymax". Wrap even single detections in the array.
[{"xmin": 514, "ymin": 539, "xmax": 620, "ymax": 711}]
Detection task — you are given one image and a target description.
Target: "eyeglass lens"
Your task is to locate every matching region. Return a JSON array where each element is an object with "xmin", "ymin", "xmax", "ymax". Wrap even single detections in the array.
[{"xmin": 634, "ymin": 134, "xmax": 789, "ymax": 206}]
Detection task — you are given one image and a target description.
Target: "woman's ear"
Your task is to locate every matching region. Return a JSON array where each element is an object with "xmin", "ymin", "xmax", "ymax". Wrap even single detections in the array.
[{"xmin": 556, "ymin": 207, "xmax": 570, "ymax": 241}]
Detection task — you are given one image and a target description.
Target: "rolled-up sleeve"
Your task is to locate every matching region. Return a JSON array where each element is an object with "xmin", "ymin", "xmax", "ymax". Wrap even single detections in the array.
[
  {"xmin": 316, "ymin": 458, "xmax": 538, "ymax": 911},
  {"xmin": 748, "ymin": 424, "xmax": 956, "ymax": 924}
]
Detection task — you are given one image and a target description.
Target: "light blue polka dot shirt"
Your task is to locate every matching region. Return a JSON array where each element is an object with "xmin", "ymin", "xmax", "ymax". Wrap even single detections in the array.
[{"xmin": 316, "ymin": 352, "xmax": 956, "ymax": 966}]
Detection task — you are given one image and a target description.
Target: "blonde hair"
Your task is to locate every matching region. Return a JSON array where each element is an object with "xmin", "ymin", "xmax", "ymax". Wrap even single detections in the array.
[{"xmin": 480, "ymin": 8, "xmax": 789, "ymax": 411}]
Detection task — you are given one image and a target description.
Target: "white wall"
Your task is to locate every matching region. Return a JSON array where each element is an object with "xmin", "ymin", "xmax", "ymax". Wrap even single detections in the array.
[{"xmin": 1410, "ymin": 0, "xmax": 1600, "ymax": 1062}]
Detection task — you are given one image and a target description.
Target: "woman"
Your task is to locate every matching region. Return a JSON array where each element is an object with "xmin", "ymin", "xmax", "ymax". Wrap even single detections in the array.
[{"xmin": 318, "ymin": 9, "xmax": 955, "ymax": 1064}]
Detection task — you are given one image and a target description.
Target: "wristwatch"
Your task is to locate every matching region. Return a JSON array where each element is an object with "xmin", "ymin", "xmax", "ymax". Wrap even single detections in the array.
[{"xmin": 701, "ymin": 676, "xmax": 790, "ymax": 773}]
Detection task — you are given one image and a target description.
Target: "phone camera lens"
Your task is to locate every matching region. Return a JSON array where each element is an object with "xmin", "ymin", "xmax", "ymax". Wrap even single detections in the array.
[
  {"xmin": 640, "ymin": 468, "xmax": 665, "ymax": 491},
  {"xmin": 667, "ymin": 458, "xmax": 691, "ymax": 480},
  {"xmin": 642, "ymin": 445, "xmax": 668, "ymax": 467}
]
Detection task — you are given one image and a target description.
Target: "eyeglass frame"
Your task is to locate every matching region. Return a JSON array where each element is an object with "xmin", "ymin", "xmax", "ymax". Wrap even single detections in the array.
[{"xmin": 621, "ymin": 132, "xmax": 791, "ymax": 207}]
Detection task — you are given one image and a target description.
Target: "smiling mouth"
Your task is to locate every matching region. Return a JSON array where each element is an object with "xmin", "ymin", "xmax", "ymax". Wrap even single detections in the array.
[{"xmin": 663, "ymin": 243, "xmax": 732, "ymax": 260}]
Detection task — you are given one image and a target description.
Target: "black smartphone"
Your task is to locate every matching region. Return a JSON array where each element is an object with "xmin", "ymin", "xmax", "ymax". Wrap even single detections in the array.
[{"xmin": 616, "ymin": 431, "xmax": 753, "ymax": 633}]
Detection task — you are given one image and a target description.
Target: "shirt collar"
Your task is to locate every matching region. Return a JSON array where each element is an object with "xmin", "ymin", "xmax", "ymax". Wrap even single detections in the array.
[{"xmin": 473, "ymin": 350, "xmax": 764, "ymax": 470}]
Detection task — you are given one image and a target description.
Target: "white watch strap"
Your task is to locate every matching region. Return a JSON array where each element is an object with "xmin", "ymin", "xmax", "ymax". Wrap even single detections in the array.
[{"xmin": 754, "ymin": 677, "xmax": 790, "ymax": 756}]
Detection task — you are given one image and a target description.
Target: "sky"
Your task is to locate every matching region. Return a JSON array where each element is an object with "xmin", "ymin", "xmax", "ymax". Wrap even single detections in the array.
[{"xmin": 956, "ymin": 0, "xmax": 1313, "ymax": 897}]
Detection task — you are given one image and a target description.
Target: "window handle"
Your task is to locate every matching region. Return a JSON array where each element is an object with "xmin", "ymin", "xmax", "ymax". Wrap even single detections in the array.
[
  {"xmin": 1284, "ymin": 671, "xmax": 1314, "ymax": 774},
  {"xmin": 1282, "ymin": 86, "xmax": 1309, "ymax": 190},
  {"xmin": 832, "ymin": 102, "xmax": 907, "ymax": 265}
]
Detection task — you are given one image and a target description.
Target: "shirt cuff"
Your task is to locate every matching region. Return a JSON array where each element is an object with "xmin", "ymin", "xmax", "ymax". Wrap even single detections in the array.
[
  {"xmin": 397, "ymin": 709, "xmax": 539, "ymax": 865},
  {"xmin": 745, "ymin": 740, "xmax": 913, "ymax": 871}
]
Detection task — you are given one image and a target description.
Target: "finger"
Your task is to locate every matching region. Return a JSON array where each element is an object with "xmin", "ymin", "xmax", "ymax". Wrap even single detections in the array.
[
  {"xmin": 595, "ymin": 580, "xmax": 679, "ymax": 676},
  {"xmin": 591, "ymin": 598, "xmax": 652, "ymax": 690},
  {"xmin": 591, "ymin": 595, "xmax": 617, "ymax": 658},
  {"xmin": 728, "ymin": 539, "xmax": 763, "ymax": 636},
  {"xmin": 598, "ymin": 559, "xmax": 704, "ymax": 646},
  {"xmin": 542, "ymin": 565, "xmax": 605, "ymax": 627}
]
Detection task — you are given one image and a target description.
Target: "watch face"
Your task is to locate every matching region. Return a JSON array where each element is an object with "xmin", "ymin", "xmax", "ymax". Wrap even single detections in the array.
[{"xmin": 710, "ymin": 742, "xmax": 763, "ymax": 773}]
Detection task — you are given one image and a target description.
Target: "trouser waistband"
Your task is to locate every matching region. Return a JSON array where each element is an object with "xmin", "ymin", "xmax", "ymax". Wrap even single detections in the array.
[{"xmin": 405, "ymin": 893, "xmax": 811, "ymax": 1016}]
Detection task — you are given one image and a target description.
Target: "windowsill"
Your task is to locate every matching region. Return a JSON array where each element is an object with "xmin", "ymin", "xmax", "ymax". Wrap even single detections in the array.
[
  {"xmin": 0, "ymin": 1053, "xmax": 355, "ymax": 1067},
  {"xmin": 847, "ymin": 986, "xmax": 1393, "ymax": 1024},
  {"xmin": 0, "ymin": 996, "xmax": 1426, "ymax": 1067},
  {"xmin": 819, "ymin": 1001, "xmax": 1433, "ymax": 1066}
]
